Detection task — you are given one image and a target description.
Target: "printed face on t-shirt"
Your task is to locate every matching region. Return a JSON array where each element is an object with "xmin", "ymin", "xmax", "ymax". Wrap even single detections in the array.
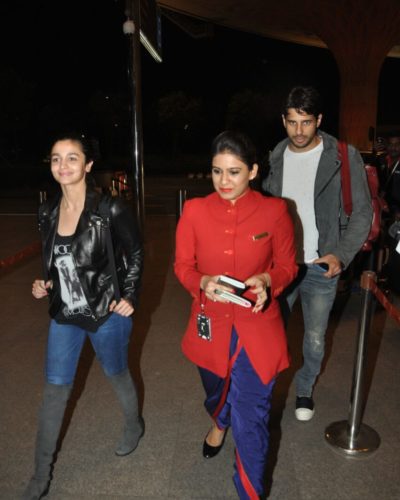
[{"xmin": 54, "ymin": 239, "xmax": 91, "ymax": 317}]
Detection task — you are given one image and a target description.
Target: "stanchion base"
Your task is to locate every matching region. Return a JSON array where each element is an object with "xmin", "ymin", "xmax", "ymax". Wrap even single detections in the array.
[{"xmin": 325, "ymin": 421, "xmax": 380, "ymax": 458}]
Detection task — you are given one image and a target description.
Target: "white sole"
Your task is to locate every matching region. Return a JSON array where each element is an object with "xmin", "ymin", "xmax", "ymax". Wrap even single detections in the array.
[{"xmin": 295, "ymin": 407, "xmax": 315, "ymax": 421}]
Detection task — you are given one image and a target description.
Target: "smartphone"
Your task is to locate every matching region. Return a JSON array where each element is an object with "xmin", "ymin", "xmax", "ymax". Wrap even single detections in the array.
[
  {"xmin": 316, "ymin": 263, "xmax": 329, "ymax": 271},
  {"xmin": 217, "ymin": 275, "xmax": 247, "ymax": 294}
]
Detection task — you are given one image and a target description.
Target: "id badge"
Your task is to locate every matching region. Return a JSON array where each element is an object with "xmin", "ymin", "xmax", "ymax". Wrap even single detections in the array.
[{"xmin": 197, "ymin": 312, "xmax": 212, "ymax": 341}]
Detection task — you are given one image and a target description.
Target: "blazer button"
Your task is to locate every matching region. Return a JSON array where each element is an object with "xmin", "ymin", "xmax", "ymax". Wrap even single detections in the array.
[{"xmin": 224, "ymin": 249, "xmax": 233, "ymax": 255}]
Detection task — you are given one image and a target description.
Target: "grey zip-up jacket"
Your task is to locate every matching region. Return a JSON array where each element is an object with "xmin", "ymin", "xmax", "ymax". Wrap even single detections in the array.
[{"xmin": 262, "ymin": 130, "xmax": 372, "ymax": 269}]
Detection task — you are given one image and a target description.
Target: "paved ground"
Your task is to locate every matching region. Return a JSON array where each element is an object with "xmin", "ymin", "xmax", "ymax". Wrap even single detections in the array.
[{"xmin": 0, "ymin": 190, "xmax": 399, "ymax": 499}]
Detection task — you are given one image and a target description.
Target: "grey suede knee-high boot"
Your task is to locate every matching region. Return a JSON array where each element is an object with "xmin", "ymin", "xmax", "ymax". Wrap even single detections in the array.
[
  {"xmin": 21, "ymin": 382, "xmax": 72, "ymax": 500},
  {"xmin": 107, "ymin": 369, "xmax": 144, "ymax": 456}
]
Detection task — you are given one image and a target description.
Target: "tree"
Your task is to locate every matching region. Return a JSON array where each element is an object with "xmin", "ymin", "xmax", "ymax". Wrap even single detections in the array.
[
  {"xmin": 157, "ymin": 91, "xmax": 205, "ymax": 155},
  {"xmin": 225, "ymin": 88, "xmax": 284, "ymax": 153},
  {"xmin": 0, "ymin": 68, "xmax": 34, "ymax": 161}
]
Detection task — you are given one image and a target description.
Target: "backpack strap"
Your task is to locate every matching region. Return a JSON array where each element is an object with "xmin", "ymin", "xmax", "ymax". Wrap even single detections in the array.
[
  {"xmin": 98, "ymin": 197, "xmax": 121, "ymax": 302},
  {"xmin": 338, "ymin": 140, "xmax": 353, "ymax": 217},
  {"xmin": 382, "ymin": 159, "xmax": 400, "ymax": 193}
]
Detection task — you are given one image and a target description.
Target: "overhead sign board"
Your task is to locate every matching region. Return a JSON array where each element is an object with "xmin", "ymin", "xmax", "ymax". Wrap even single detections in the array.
[{"xmin": 140, "ymin": 0, "xmax": 162, "ymax": 62}]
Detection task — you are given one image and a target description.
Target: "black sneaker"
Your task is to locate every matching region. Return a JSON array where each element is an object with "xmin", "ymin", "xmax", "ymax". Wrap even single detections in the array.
[{"xmin": 295, "ymin": 396, "xmax": 315, "ymax": 421}]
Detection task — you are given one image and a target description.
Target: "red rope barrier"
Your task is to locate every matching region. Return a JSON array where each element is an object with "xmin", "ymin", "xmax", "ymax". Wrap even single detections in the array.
[
  {"xmin": 0, "ymin": 241, "xmax": 41, "ymax": 270},
  {"xmin": 371, "ymin": 282, "xmax": 400, "ymax": 325},
  {"xmin": 360, "ymin": 270, "xmax": 400, "ymax": 325}
]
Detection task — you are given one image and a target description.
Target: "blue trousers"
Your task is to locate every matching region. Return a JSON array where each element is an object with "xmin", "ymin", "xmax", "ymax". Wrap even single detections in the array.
[
  {"xmin": 284, "ymin": 263, "xmax": 339, "ymax": 397},
  {"xmin": 199, "ymin": 328, "xmax": 275, "ymax": 500},
  {"xmin": 46, "ymin": 314, "xmax": 133, "ymax": 385}
]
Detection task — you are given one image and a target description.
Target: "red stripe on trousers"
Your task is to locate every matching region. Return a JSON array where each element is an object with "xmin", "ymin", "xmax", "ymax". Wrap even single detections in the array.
[
  {"xmin": 212, "ymin": 339, "xmax": 241, "ymax": 421},
  {"xmin": 235, "ymin": 448, "xmax": 259, "ymax": 500}
]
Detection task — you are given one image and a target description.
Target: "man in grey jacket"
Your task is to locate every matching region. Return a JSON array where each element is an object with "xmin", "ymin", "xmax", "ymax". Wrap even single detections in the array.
[{"xmin": 263, "ymin": 86, "xmax": 372, "ymax": 421}]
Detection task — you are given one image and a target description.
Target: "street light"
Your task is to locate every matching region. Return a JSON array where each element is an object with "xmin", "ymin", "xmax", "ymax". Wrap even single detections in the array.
[{"xmin": 123, "ymin": 1, "xmax": 145, "ymax": 235}]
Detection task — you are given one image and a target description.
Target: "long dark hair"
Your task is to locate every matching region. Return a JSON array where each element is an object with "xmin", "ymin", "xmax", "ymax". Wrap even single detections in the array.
[{"xmin": 211, "ymin": 130, "xmax": 257, "ymax": 170}]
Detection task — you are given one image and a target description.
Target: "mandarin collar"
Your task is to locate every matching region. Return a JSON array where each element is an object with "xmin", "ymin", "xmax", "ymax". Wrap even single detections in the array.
[
  {"xmin": 208, "ymin": 189, "xmax": 261, "ymax": 224},
  {"xmin": 215, "ymin": 188, "xmax": 254, "ymax": 208}
]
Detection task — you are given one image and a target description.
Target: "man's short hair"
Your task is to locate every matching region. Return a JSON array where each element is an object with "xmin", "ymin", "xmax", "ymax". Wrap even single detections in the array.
[{"xmin": 283, "ymin": 86, "xmax": 322, "ymax": 118}]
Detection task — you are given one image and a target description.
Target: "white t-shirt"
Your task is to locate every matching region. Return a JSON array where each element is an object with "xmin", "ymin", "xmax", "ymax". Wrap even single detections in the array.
[{"xmin": 282, "ymin": 139, "xmax": 323, "ymax": 263}]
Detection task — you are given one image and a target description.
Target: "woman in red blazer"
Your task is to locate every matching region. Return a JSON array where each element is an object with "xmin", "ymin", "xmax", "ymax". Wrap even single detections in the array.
[{"xmin": 175, "ymin": 131, "xmax": 297, "ymax": 499}]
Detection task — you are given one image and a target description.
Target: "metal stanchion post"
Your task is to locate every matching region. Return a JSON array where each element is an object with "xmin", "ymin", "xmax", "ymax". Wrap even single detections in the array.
[
  {"xmin": 176, "ymin": 189, "xmax": 187, "ymax": 223},
  {"xmin": 325, "ymin": 271, "xmax": 380, "ymax": 457},
  {"xmin": 124, "ymin": 0, "xmax": 145, "ymax": 235}
]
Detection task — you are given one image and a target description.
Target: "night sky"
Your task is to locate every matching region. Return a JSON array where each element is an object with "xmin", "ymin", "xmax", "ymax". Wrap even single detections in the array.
[{"xmin": 0, "ymin": 0, "xmax": 399, "ymax": 167}]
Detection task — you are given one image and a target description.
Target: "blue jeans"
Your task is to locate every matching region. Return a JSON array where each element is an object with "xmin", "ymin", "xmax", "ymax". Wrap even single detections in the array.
[
  {"xmin": 284, "ymin": 264, "xmax": 339, "ymax": 397},
  {"xmin": 46, "ymin": 314, "xmax": 133, "ymax": 385}
]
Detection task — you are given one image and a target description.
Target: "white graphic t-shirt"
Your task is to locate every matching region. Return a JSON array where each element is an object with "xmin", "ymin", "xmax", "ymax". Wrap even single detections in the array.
[
  {"xmin": 53, "ymin": 234, "xmax": 108, "ymax": 331},
  {"xmin": 54, "ymin": 235, "xmax": 91, "ymax": 318}
]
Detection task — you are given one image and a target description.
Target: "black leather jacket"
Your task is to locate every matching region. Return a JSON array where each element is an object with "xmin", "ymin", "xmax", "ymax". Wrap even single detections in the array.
[{"xmin": 38, "ymin": 188, "xmax": 143, "ymax": 322}]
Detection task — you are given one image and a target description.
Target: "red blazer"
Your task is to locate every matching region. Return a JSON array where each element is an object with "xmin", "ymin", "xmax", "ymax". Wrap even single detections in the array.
[{"xmin": 174, "ymin": 189, "xmax": 297, "ymax": 384}]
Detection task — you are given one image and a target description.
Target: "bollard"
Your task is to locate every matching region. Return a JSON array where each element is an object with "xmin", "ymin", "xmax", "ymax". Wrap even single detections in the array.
[
  {"xmin": 176, "ymin": 188, "xmax": 187, "ymax": 223},
  {"xmin": 325, "ymin": 271, "xmax": 380, "ymax": 457}
]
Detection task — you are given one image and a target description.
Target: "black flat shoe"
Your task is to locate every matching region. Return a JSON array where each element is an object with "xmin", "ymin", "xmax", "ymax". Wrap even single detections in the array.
[{"xmin": 202, "ymin": 429, "xmax": 226, "ymax": 459}]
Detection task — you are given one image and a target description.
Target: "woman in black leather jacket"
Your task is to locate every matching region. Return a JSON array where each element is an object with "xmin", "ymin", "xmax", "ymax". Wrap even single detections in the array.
[{"xmin": 22, "ymin": 133, "xmax": 144, "ymax": 500}]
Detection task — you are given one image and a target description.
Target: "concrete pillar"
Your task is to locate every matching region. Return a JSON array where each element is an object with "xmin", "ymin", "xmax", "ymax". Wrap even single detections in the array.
[
  {"xmin": 311, "ymin": 0, "xmax": 400, "ymax": 150},
  {"xmin": 335, "ymin": 56, "xmax": 383, "ymax": 150}
]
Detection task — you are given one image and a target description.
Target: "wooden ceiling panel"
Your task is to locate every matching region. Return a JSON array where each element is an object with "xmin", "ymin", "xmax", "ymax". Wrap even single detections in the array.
[{"xmin": 158, "ymin": 0, "xmax": 400, "ymax": 57}]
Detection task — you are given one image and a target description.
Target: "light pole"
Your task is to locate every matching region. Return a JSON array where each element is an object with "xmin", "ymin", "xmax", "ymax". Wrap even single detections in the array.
[{"xmin": 123, "ymin": 0, "xmax": 145, "ymax": 235}]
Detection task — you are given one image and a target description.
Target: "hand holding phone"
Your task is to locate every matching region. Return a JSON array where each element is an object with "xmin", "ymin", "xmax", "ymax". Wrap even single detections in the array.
[
  {"xmin": 217, "ymin": 275, "xmax": 247, "ymax": 293},
  {"xmin": 216, "ymin": 275, "xmax": 254, "ymax": 307},
  {"xmin": 214, "ymin": 289, "xmax": 252, "ymax": 308}
]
